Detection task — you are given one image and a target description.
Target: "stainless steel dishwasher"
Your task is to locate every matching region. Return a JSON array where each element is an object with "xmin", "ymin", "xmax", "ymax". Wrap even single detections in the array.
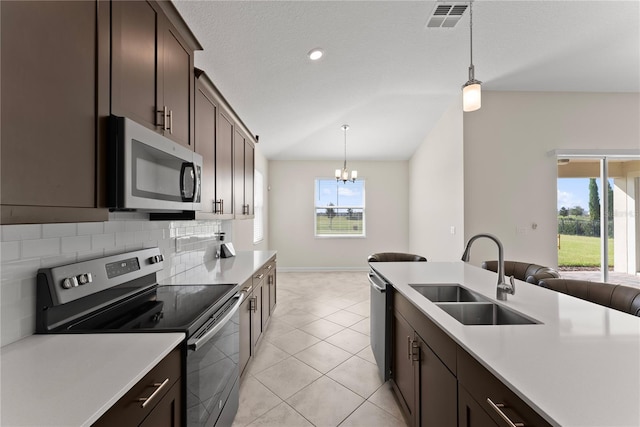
[{"xmin": 369, "ymin": 268, "xmax": 391, "ymax": 381}]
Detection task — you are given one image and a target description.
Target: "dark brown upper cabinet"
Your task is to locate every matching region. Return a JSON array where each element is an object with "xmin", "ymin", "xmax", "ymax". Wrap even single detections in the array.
[
  {"xmin": 0, "ymin": 0, "xmax": 110, "ymax": 224},
  {"xmin": 111, "ymin": 0, "xmax": 201, "ymax": 151},
  {"xmin": 194, "ymin": 69, "xmax": 257, "ymax": 220}
]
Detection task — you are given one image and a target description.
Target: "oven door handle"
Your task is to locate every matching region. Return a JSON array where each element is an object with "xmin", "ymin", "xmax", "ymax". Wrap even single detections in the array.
[{"xmin": 187, "ymin": 292, "xmax": 243, "ymax": 352}]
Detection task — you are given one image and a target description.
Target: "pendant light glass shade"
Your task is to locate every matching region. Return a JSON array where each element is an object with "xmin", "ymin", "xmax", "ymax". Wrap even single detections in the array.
[
  {"xmin": 463, "ymin": 80, "xmax": 481, "ymax": 112},
  {"xmin": 462, "ymin": 1, "xmax": 481, "ymax": 112}
]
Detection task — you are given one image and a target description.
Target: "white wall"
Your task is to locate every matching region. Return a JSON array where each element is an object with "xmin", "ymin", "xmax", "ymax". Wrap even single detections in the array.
[
  {"xmin": 463, "ymin": 91, "xmax": 640, "ymax": 267},
  {"xmin": 269, "ymin": 160, "xmax": 409, "ymax": 269},
  {"xmin": 409, "ymin": 100, "xmax": 465, "ymax": 261},
  {"xmin": 231, "ymin": 147, "xmax": 269, "ymax": 251}
]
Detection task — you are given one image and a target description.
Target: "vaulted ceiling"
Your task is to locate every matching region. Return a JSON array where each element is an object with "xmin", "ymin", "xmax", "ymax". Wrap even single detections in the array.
[{"xmin": 173, "ymin": 1, "xmax": 640, "ymax": 161}]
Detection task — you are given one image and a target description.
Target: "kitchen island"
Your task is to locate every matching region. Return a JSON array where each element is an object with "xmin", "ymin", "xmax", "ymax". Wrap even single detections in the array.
[{"xmin": 371, "ymin": 261, "xmax": 640, "ymax": 427}]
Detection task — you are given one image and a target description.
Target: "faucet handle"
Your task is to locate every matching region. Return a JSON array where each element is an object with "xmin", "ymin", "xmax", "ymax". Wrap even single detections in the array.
[{"xmin": 509, "ymin": 275, "xmax": 516, "ymax": 295}]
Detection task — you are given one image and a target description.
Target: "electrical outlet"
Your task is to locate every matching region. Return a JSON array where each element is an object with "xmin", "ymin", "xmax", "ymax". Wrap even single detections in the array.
[{"xmin": 450, "ymin": 226, "xmax": 456, "ymax": 235}]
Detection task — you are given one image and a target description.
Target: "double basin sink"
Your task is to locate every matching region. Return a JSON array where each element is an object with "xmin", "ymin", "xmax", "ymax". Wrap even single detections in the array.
[{"xmin": 410, "ymin": 284, "xmax": 540, "ymax": 326}]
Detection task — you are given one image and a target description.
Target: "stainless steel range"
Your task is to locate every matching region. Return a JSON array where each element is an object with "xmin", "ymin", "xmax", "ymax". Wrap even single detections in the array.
[{"xmin": 36, "ymin": 247, "xmax": 242, "ymax": 427}]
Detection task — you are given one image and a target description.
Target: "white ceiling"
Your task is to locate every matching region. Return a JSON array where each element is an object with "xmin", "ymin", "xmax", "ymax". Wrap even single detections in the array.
[{"xmin": 173, "ymin": 0, "xmax": 640, "ymax": 161}]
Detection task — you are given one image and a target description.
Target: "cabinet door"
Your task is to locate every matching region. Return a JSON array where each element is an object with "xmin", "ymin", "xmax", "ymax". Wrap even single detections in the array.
[
  {"xmin": 267, "ymin": 264, "xmax": 277, "ymax": 315},
  {"xmin": 459, "ymin": 385, "xmax": 499, "ymax": 427},
  {"xmin": 417, "ymin": 336, "xmax": 457, "ymax": 427},
  {"xmin": 159, "ymin": 20, "xmax": 193, "ymax": 149},
  {"xmin": 195, "ymin": 81, "xmax": 217, "ymax": 213},
  {"xmin": 1, "ymin": 0, "xmax": 97, "ymax": 209},
  {"xmin": 111, "ymin": 0, "xmax": 159, "ymax": 131},
  {"xmin": 392, "ymin": 311, "xmax": 417, "ymax": 425},
  {"xmin": 139, "ymin": 380, "xmax": 182, "ymax": 427},
  {"xmin": 239, "ymin": 285, "xmax": 252, "ymax": 377},
  {"xmin": 244, "ymin": 140, "xmax": 255, "ymax": 216},
  {"xmin": 234, "ymin": 130, "xmax": 246, "ymax": 216},
  {"xmin": 257, "ymin": 273, "xmax": 269, "ymax": 330},
  {"xmin": 251, "ymin": 280, "xmax": 263, "ymax": 351},
  {"xmin": 216, "ymin": 111, "xmax": 235, "ymax": 216}
]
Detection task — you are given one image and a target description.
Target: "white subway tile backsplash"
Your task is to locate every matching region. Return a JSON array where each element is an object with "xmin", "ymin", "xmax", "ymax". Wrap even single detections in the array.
[
  {"xmin": 1, "ymin": 224, "xmax": 42, "ymax": 241},
  {"xmin": 1, "ymin": 218, "xmax": 225, "ymax": 347},
  {"xmin": 77, "ymin": 222, "xmax": 104, "ymax": 236},
  {"xmin": 22, "ymin": 238, "xmax": 60, "ymax": 259},
  {"xmin": 61, "ymin": 235, "xmax": 92, "ymax": 254},
  {"xmin": 42, "ymin": 223, "xmax": 77, "ymax": 238},
  {"xmin": 1, "ymin": 241, "xmax": 21, "ymax": 262},
  {"xmin": 91, "ymin": 233, "xmax": 116, "ymax": 250}
]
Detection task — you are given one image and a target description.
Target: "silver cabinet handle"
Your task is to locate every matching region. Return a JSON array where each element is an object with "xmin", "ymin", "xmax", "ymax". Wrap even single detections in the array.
[
  {"xmin": 168, "ymin": 109, "xmax": 173, "ymax": 134},
  {"xmin": 255, "ymin": 273, "xmax": 264, "ymax": 280},
  {"xmin": 138, "ymin": 378, "xmax": 169, "ymax": 408},
  {"xmin": 486, "ymin": 398, "xmax": 525, "ymax": 427},
  {"xmin": 407, "ymin": 336, "xmax": 412, "ymax": 360}
]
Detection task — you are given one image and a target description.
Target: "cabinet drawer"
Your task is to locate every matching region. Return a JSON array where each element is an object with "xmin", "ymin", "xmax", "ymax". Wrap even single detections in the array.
[
  {"xmin": 93, "ymin": 346, "xmax": 182, "ymax": 427},
  {"xmin": 394, "ymin": 291, "xmax": 456, "ymax": 374},
  {"xmin": 457, "ymin": 350, "xmax": 552, "ymax": 427}
]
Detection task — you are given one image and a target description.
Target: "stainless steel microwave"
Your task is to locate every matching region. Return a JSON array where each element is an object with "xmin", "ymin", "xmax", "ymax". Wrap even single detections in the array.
[{"xmin": 108, "ymin": 115, "xmax": 202, "ymax": 212}]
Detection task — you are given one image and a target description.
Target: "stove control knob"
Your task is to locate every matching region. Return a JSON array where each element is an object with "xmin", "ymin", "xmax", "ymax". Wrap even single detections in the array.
[
  {"xmin": 61, "ymin": 277, "xmax": 78, "ymax": 289},
  {"xmin": 149, "ymin": 254, "xmax": 164, "ymax": 264},
  {"xmin": 77, "ymin": 273, "xmax": 93, "ymax": 285}
]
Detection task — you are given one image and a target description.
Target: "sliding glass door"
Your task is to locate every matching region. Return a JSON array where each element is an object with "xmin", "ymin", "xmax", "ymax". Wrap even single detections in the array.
[{"xmin": 557, "ymin": 155, "xmax": 639, "ymax": 285}]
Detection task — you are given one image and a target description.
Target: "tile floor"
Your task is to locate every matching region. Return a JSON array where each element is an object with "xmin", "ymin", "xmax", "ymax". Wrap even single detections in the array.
[{"xmin": 232, "ymin": 271, "xmax": 407, "ymax": 427}]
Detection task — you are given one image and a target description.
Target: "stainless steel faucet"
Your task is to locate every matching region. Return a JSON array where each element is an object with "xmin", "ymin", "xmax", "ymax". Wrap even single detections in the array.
[{"xmin": 461, "ymin": 233, "xmax": 515, "ymax": 301}]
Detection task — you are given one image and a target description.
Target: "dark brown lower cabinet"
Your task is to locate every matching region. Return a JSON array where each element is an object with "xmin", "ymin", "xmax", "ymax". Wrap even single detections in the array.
[
  {"xmin": 457, "ymin": 350, "xmax": 552, "ymax": 427},
  {"xmin": 392, "ymin": 290, "xmax": 551, "ymax": 427},
  {"xmin": 458, "ymin": 385, "xmax": 498, "ymax": 427},
  {"xmin": 93, "ymin": 346, "xmax": 182, "ymax": 427},
  {"xmin": 392, "ymin": 308, "xmax": 457, "ymax": 427},
  {"xmin": 418, "ymin": 335, "xmax": 457, "ymax": 427},
  {"xmin": 238, "ymin": 279, "xmax": 252, "ymax": 377}
]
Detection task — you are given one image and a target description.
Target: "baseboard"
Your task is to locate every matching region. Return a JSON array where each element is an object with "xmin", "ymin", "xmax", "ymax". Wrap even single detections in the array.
[{"xmin": 278, "ymin": 266, "xmax": 369, "ymax": 273}]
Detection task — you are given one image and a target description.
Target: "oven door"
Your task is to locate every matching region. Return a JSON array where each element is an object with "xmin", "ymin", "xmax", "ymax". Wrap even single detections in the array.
[{"xmin": 186, "ymin": 293, "xmax": 242, "ymax": 427}]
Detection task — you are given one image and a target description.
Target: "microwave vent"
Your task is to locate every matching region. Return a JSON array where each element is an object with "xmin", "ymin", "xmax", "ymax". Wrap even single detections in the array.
[{"xmin": 426, "ymin": 3, "xmax": 468, "ymax": 28}]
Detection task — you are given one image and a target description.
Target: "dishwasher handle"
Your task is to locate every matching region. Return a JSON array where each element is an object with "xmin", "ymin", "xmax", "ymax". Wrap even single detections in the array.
[{"xmin": 368, "ymin": 271, "xmax": 387, "ymax": 293}]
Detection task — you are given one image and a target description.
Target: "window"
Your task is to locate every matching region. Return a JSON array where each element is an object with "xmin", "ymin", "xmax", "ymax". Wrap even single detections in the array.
[
  {"xmin": 315, "ymin": 178, "xmax": 365, "ymax": 237},
  {"xmin": 254, "ymin": 170, "xmax": 264, "ymax": 243}
]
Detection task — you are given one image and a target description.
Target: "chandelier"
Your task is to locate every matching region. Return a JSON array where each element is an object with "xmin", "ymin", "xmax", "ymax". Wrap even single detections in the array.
[{"xmin": 335, "ymin": 124, "xmax": 357, "ymax": 183}]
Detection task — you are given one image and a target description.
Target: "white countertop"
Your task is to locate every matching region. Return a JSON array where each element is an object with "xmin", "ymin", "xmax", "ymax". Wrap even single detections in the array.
[
  {"xmin": 159, "ymin": 250, "xmax": 276, "ymax": 286},
  {"xmin": 1, "ymin": 333, "xmax": 184, "ymax": 427},
  {"xmin": 371, "ymin": 261, "xmax": 640, "ymax": 427}
]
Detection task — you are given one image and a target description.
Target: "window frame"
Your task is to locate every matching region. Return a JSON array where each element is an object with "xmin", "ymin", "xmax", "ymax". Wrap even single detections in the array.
[{"xmin": 314, "ymin": 178, "xmax": 366, "ymax": 238}]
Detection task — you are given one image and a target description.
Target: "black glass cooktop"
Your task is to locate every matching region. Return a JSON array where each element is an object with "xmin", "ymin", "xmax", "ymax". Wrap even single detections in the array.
[{"xmin": 66, "ymin": 284, "xmax": 236, "ymax": 334}]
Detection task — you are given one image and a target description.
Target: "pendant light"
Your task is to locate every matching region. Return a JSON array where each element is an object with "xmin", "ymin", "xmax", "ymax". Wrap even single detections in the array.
[
  {"xmin": 335, "ymin": 124, "xmax": 357, "ymax": 183},
  {"xmin": 462, "ymin": 0, "xmax": 481, "ymax": 112}
]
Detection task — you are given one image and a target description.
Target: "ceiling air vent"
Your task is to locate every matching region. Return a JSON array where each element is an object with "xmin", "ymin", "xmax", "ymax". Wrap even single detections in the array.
[{"xmin": 426, "ymin": 3, "xmax": 468, "ymax": 28}]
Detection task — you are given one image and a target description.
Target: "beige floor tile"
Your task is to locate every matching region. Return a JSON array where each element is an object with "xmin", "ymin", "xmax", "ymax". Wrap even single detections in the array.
[
  {"xmin": 286, "ymin": 376, "xmax": 364, "ymax": 427},
  {"xmin": 294, "ymin": 341, "xmax": 352, "ymax": 373},
  {"xmin": 339, "ymin": 401, "xmax": 407, "ymax": 427},
  {"xmin": 367, "ymin": 382, "xmax": 406, "ymax": 422},
  {"xmin": 245, "ymin": 402, "xmax": 313, "ymax": 427},
  {"xmin": 349, "ymin": 318, "xmax": 370, "ymax": 336},
  {"xmin": 267, "ymin": 328, "xmax": 320, "ymax": 354},
  {"xmin": 325, "ymin": 328, "xmax": 370, "ymax": 354},
  {"xmin": 233, "ymin": 376, "xmax": 283, "ymax": 426},
  {"xmin": 327, "ymin": 356, "xmax": 383, "ymax": 398},
  {"xmin": 344, "ymin": 300, "xmax": 370, "ymax": 317},
  {"xmin": 261, "ymin": 319, "xmax": 296, "ymax": 341},
  {"xmin": 324, "ymin": 310, "xmax": 366, "ymax": 327},
  {"xmin": 255, "ymin": 357, "xmax": 322, "ymax": 400},
  {"xmin": 301, "ymin": 302, "xmax": 342, "ymax": 318},
  {"xmin": 355, "ymin": 345, "xmax": 376, "ymax": 365},
  {"xmin": 246, "ymin": 341, "xmax": 291, "ymax": 376},
  {"xmin": 276, "ymin": 309, "xmax": 320, "ymax": 327},
  {"xmin": 299, "ymin": 318, "xmax": 345, "ymax": 340}
]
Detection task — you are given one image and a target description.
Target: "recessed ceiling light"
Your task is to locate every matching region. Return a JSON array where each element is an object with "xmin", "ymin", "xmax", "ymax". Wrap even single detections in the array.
[{"xmin": 308, "ymin": 48, "xmax": 324, "ymax": 61}]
